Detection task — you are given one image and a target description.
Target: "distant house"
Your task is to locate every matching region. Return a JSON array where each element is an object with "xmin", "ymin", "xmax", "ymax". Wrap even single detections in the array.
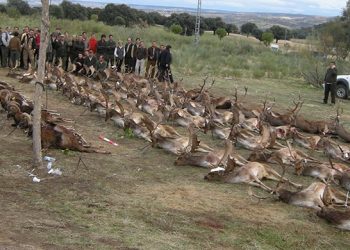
[{"xmin": 270, "ymin": 43, "xmax": 279, "ymax": 52}]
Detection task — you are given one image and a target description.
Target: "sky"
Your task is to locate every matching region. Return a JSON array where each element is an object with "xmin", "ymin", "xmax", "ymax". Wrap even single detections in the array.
[{"xmin": 91, "ymin": 0, "xmax": 348, "ymax": 16}]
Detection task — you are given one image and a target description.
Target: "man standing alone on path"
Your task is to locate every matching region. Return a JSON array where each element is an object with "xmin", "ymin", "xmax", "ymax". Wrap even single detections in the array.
[
  {"xmin": 323, "ymin": 62, "xmax": 337, "ymax": 105},
  {"xmin": 145, "ymin": 41, "xmax": 159, "ymax": 78},
  {"xmin": 1, "ymin": 27, "xmax": 11, "ymax": 67},
  {"xmin": 135, "ymin": 41, "xmax": 147, "ymax": 76}
]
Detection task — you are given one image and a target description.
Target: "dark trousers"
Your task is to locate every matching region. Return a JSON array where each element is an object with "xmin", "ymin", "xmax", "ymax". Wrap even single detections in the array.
[
  {"xmin": 9, "ymin": 50, "xmax": 19, "ymax": 68},
  {"xmin": 1, "ymin": 46, "xmax": 8, "ymax": 67},
  {"xmin": 124, "ymin": 56, "xmax": 133, "ymax": 73},
  {"xmin": 158, "ymin": 66, "xmax": 174, "ymax": 83},
  {"xmin": 116, "ymin": 58, "xmax": 123, "ymax": 72},
  {"xmin": 105, "ymin": 54, "xmax": 114, "ymax": 67},
  {"xmin": 324, "ymin": 83, "xmax": 335, "ymax": 104}
]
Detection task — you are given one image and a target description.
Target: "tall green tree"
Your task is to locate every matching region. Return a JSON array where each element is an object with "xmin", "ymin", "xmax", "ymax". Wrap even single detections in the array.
[
  {"xmin": 7, "ymin": 0, "xmax": 31, "ymax": 15},
  {"xmin": 240, "ymin": 22, "xmax": 258, "ymax": 37},
  {"xmin": 269, "ymin": 25, "xmax": 289, "ymax": 43}
]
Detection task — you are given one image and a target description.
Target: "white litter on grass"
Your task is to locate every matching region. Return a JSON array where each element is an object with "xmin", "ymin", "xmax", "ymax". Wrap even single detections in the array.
[
  {"xmin": 32, "ymin": 176, "xmax": 41, "ymax": 183},
  {"xmin": 210, "ymin": 167, "xmax": 225, "ymax": 173},
  {"xmin": 48, "ymin": 168, "xmax": 62, "ymax": 176}
]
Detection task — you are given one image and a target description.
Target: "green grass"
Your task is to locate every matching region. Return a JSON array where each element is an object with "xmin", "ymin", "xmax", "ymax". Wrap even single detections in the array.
[{"xmin": 1, "ymin": 12, "xmax": 349, "ymax": 83}]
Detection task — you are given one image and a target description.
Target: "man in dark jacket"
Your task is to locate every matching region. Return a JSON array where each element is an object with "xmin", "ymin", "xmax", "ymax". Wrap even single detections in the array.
[
  {"xmin": 323, "ymin": 62, "xmax": 337, "ymax": 104},
  {"xmin": 158, "ymin": 45, "xmax": 173, "ymax": 83},
  {"xmin": 106, "ymin": 34, "xmax": 116, "ymax": 67},
  {"xmin": 124, "ymin": 37, "xmax": 136, "ymax": 73},
  {"xmin": 71, "ymin": 35, "xmax": 85, "ymax": 63},
  {"xmin": 145, "ymin": 41, "xmax": 160, "ymax": 78},
  {"xmin": 55, "ymin": 34, "xmax": 68, "ymax": 70},
  {"xmin": 96, "ymin": 34, "xmax": 107, "ymax": 59}
]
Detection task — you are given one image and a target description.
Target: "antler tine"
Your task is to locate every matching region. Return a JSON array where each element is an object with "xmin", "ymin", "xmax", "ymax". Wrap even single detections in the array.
[{"xmin": 244, "ymin": 86, "xmax": 248, "ymax": 97}]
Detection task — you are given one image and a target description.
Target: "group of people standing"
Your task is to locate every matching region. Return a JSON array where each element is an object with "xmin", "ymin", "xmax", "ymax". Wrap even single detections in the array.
[{"xmin": 0, "ymin": 26, "xmax": 174, "ymax": 82}]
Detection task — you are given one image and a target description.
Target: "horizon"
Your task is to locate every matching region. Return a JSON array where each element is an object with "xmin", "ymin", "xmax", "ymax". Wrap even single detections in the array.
[
  {"xmin": 52, "ymin": 0, "xmax": 347, "ymax": 17},
  {"xmin": 0, "ymin": 0, "xmax": 347, "ymax": 17}
]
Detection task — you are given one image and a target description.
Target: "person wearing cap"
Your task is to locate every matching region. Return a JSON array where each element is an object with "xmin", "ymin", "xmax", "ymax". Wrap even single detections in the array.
[
  {"xmin": 323, "ymin": 61, "xmax": 337, "ymax": 105},
  {"xmin": 158, "ymin": 45, "xmax": 173, "ymax": 83}
]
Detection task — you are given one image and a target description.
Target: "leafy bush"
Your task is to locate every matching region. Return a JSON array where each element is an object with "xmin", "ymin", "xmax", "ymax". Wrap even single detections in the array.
[
  {"xmin": 170, "ymin": 24, "xmax": 183, "ymax": 35},
  {"xmin": 262, "ymin": 32, "xmax": 274, "ymax": 46},
  {"xmin": 216, "ymin": 28, "xmax": 227, "ymax": 40}
]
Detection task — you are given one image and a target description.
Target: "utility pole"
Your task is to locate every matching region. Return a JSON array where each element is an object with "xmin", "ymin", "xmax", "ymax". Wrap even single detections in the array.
[{"xmin": 194, "ymin": 0, "xmax": 202, "ymax": 46}]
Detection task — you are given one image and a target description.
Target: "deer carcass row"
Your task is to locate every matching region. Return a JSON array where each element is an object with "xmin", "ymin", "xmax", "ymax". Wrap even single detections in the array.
[
  {"xmin": 41, "ymin": 122, "xmax": 110, "ymax": 154},
  {"xmin": 175, "ymin": 139, "xmax": 246, "ymax": 168},
  {"xmin": 276, "ymin": 182, "xmax": 348, "ymax": 210},
  {"xmin": 204, "ymin": 157, "xmax": 302, "ymax": 192},
  {"xmin": 317, "ymin": 208, "xmax": 350, "ymax": 231},
  {"xmin": 169, "ymin": 108, "xmax": 206, "ymax": 128}
]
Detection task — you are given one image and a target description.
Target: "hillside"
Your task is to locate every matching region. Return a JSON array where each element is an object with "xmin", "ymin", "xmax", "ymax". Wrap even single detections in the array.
[{"xmin": 12, "ymin": 0, "xmax": 332, "ymax": 29}]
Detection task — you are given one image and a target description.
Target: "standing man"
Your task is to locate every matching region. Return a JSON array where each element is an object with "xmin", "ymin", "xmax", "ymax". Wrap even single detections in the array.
[
  {"xmin": 96, "ymin": 34, "xmax": 107, "ymax": 60},
  {"xmin": 135, "ymin": 41, "xmax": 147, "ymax": 76},
  {"xmin": 106, "ymin": 34, "xmax": 116, "ymax": 67},
  {"xmin": 158, "ymin": 45, "xmax": 173, "ymax": 83},
  {"xmin": 1, "ymin": 27, "xmax": 10, "ymax": 67},
  {"xmin": 21, "ymin": 29, "xmax": 36, "ymax": 70},
  {"xmin": 82, "ymin": 32, "xmax": 88, "ymax": 49},
  {"xmin": 124, "ymin": 37, "xmax": 136, "ymax": 73},
  {"xmin": 55, "ymin": 34, "xmax": 68, "ymax": 70},
  {"xmin": 34, "ymin": 29, "xmax": 40, "ymax": 64},
  {"xmin": 8, "ymin": 31, "xmax": 21, "ymax": 68},
  {"xmin": 145, "ymin": 41, "xmax": 159, "ymax": 78},
  {"xmin": 71, "ymin": 35, "xmax": 85, "ymax": 63},
  {"xmin": 114, "ymin": 40, "xmax": 125, "ymax": 72},
  {"xmin": 323, "ymin": 61, "xmax": 337, "ymax": 105}
]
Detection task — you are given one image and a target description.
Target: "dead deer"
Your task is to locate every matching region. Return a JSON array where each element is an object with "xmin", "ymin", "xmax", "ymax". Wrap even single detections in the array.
[
  {"xmin": 317, "ymin": 208, "xmax": 350, "ymax": 230},
  {"xmin": 294, "ymin": 160, "xmax": 339, "ymax": 184},
  {"xmin": 41, "ymin": 122, "xmax": 110, "ymax": 154},
  {"xmin": 204, "ymin": 157, "xmax": 302, "ymax": 192},
  {"xmin": 320, "ymin": 138, "xmax": 350, "ymax": 162},
  {"xmin": 229, "ymin": 121, "xmax": 277, "ymax": 151},
  {"xmin": 333, "ymin": 107, "xmax": 350, "ymax": 143},
  {"xmin": 175, "ymin": 139, "xmax": 246, "ymax": 168},
  {"xmin": 276, "ymin": 182, "xmax": 349, "ymax": 210},
  {"xmin": 290, "ymin": 127, "xmax": 322, "ymax": 150}
]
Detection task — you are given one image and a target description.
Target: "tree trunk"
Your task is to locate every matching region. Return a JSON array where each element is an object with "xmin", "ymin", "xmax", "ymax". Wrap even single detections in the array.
[{"xmin": 32, "ymin": 0, "xmax": 50, "ymax": 168}]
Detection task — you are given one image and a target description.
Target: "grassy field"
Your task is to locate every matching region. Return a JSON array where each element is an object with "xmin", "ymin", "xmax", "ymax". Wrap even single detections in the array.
[{"xmin": 1, "ymin": 15, "xmax": 350, "ymax": 249}]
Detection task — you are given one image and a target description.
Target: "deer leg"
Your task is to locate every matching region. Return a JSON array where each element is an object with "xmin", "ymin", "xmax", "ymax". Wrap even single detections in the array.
[
  {"xmin": 266, "ymin": 167, "xmax": 303, "ymax": 189},
  {"xmin": 346, "ymin": 191, "xmax": 349, "ymax": 208},
  {"xmin": 247, "ymin": 181, "xmax": 272, "ymax": 192},
  {"xmin": 251, "ymin": 176, "xmax": 273, "ymax": 192}
]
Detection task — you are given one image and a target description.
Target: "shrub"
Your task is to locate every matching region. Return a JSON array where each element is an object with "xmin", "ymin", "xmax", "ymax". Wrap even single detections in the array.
[
  {"xmin": 170, "ymin": 24, "xmax": 182, "ymax": 35},
  {"xmin": 216, "ymin": 28, "xmax": 227, "ymax": 40},
  {"xmin": 262, "ymin": 32, "xmax": 274, "ymax": 46}
]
